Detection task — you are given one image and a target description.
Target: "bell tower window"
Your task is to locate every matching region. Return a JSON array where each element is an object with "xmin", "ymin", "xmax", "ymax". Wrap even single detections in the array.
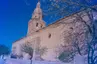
[
  {"xmin": 48, "ymin": 33, "xmax": 51, "ymax": 38},
  {"xmin": 36, "ymin": 23, "xmax": 38, "ymax": 27},
  {"xmin": 41, "ymin": 24, "xmax": 43, "ymax": 28},
  {"xmin": 35, "ymin": 16, "xmax": 37, "ymax": 18}
]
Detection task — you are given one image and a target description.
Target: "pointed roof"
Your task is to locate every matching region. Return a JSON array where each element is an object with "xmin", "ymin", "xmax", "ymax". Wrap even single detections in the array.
[
  {"xmin": 36, "ymin": 0, "xmax": 40, "ymax": 8},
  {"xmin": 32, "ymin": 0, "xmax": 42, "ymax": 19},
  {"xmin": 33, "ymin": 0, "xmax": 42, "ymax": 13}
]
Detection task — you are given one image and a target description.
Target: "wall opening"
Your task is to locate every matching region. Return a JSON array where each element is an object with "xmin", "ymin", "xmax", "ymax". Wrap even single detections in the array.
[
  {"xmin": 48, "ymin": 33, "xmax": 51, "ymax": 38},
  {"xmin": 70, "ymin": 27, "xmax": 73, "ymax": 30},
  {"xmin": 36, "ymin": 23, "xmax": 38, "ymax": 27}
]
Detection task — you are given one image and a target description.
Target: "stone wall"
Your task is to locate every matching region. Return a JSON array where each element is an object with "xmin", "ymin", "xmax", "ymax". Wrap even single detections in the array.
[{"xmin": 12, "ymin": 10, "xmax": 92, "ymax": 62}]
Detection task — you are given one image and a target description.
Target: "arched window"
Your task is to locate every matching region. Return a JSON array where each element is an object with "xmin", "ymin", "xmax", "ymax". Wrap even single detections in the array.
[
  {"xmin": 36, "ymin": 23, "xmax": 38, "ymax": 27},
  {"xmin": 48, "ymin": 33, "xmax": 51, "ymax": 38},
  {"xmin": 70, "ymin": 27, "xmax": 73, "ymax": 30},
  {"xmin": 41, "ymin": 24, "xmax": 43, "ymax": 28}
]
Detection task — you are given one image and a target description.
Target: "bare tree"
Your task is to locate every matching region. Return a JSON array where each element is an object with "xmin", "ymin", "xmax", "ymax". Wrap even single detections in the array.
[
  {"xmin": 57, "ymin": 8, "xmax": 97, "ymax": 63},
  {"xmin": 39, "ymin": 47, "xmax": 48, "ymax": 58},
  {"xmin": 42, "ymin": 0, "xmax": 97, "ymax": 16},
  {"xmin": 21, "ymin": 43, "xmax": 33, "ymax": 64},
  {"xmin": 73, "ymin": 8, "xmax": 97, "ymax": 64},
  {"xmin": 87, "ymin": 18, "xmax": 97, "ymax": 64},
  {"xmin": 59, "ymin": 28, "xmax": 88, "ymax": 62},
  {"xmin": 0, "ymin": 45, "xmax": 10, "ymax": 59}
]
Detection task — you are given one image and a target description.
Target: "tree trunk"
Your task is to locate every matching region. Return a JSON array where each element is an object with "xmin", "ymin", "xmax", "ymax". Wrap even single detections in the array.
[
  {"xmin": 30, "ymin": 59, "xmax": 32, "ymax": 64},
  {"xmin": 30, "ymin": 56, "xmax": 33, "ymax": 64},
  {"xmin": 2, "ymin": 55, "xmax": 4, "ymax": 59},
  {"xmin": 77, "ymin": 46, "xmax": 82, "ymax": 56}
]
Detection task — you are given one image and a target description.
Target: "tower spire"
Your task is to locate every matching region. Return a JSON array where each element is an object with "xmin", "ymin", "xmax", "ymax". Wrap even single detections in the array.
[
  {"xmin": 36, "ymin": 0, "xmax": 40, "ymax": 8},
  {"xmin": 32, "ymin": 0, "xmax": 42, "ymax": 19},
  {"xmin": 27, "ymin": 0, "xmax": 45, "ymax": 36}
]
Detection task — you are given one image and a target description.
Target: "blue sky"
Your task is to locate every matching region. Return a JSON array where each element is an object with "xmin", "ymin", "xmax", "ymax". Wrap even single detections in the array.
[
  {"xmin": 0, "ymin": 0, "xmax": 97, "ymax": 49},
  {"xmin": 0, "ymin": 0, "xmax": 38, "ymax": 49}
]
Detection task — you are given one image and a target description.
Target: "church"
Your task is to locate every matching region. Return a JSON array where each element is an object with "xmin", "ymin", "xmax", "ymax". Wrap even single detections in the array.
[{"xmin": 12, "ymin": 1, "xmax": 93, "ymax": 61}]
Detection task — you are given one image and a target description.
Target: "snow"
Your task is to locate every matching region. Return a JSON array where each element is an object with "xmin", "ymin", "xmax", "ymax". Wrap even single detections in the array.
[
  {"xmin": 0, "ymin": 55, "xmax": 87, "ymax": 64},
  {"xmin": 0, "ymin": 59, "xmax": 71, "ymax": 64},
  {"xmin": 5, "ymin": 59, "xmax": 66, "ymax": 64},
  {"xmin": 74, "ymin": 54, "xmax": 86, "ymax": 64},
  {"xmin": 0, "ymin": 59, "xmax": 4, "ymax": 64},
  {"xmin": 5, "ymin": 59, "xmax": 30, "ymax": 64}
]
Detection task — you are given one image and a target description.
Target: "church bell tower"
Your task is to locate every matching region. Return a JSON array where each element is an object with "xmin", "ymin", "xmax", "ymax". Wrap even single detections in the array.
[{"xmin": 27, "ymin": 1, "xmax": 46, "ymax": 36}]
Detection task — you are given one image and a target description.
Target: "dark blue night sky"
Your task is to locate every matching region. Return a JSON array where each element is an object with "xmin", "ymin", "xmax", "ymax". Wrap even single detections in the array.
[{"xmin": 0, "ymin": 0, "xmax": 97, "ymax": 49}]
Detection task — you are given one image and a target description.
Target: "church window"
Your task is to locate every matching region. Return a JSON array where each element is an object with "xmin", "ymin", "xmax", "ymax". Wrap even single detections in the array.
[
  {"xmin": 41, "ymin": 24, "xmax": 43, "ymax": 28},
  {"xmin": 48, "ymin": 33, "xmax": 51, "ymax": 38},
  {"xmin": 70, "ymin": 27, "xmax": 73, "ymax": 30},
  {"xmin": 41, "ymin": 25, "xmax": 42, "ymax": 28},
  {"xmin": 35, "ymin": 16, "xmax": 37, "ymax": 18},
  {"xmin": 36, "ymin": 23, "xmax": 38, "ymax": 27}
]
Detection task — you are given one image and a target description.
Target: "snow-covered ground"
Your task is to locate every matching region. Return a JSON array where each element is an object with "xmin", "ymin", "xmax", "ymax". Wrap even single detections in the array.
[
  {"xmin": 0, "ymin": 59, "xmax": 4, "ymax": 64},
  {"xmin": 0, "ymin": 59, "xmax": 71, "ymax": 64},
  {"xmin": 0, "ymin": 55, "xmax": 87, "ymax": 64},
  {"xmin": 5, "ymin": 59, "xmax": 30, "ymax": 64}
]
